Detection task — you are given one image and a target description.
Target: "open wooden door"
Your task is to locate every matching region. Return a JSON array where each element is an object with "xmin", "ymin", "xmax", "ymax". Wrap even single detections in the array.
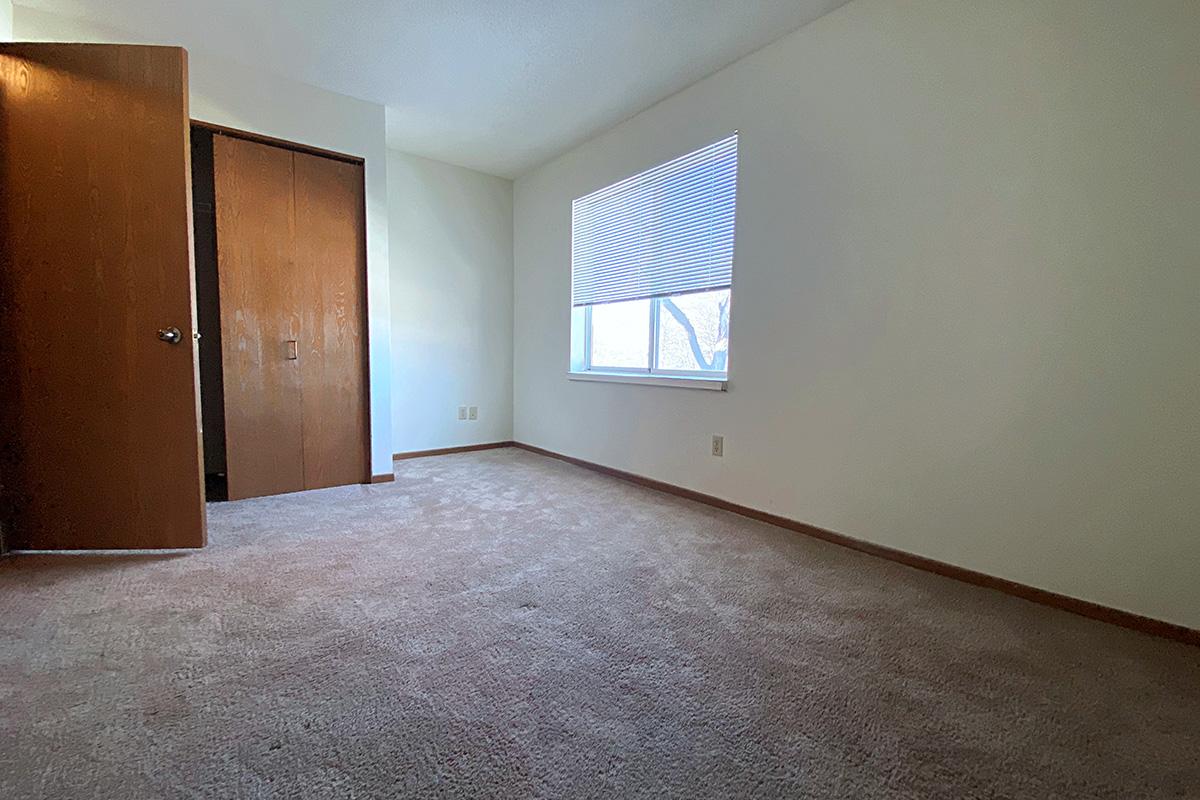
[{"xmin": 0, "ymin": 44, "xmax": 206, "ymax": 549}]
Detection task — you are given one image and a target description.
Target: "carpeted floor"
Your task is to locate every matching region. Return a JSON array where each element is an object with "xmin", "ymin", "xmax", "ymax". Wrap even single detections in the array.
[{"xmin": 1, "ymin": 448, "xmax": 1198, "ymax": 799}]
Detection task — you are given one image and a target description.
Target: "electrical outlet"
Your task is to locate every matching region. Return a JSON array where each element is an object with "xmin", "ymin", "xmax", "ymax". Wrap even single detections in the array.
[
  {"xmin": 458, "ymin": 406, "xmax": 467, "ymax": 420},
  {"xmin": 468, "ymin": 406, "xmax": 478, "ymax": 420},
  {"xmin": 711, "ymin": 435, "xmax": 724, "ymax": 457}
]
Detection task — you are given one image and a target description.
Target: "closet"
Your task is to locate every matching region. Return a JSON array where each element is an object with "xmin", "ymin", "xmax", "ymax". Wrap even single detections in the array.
[
  {"xmin": 1, "ymin": 42, "xmax": 372, "ymax": 550},
  {"xmin": 195, "ymin": 127, "xmax": 369, "ymax": 501}
]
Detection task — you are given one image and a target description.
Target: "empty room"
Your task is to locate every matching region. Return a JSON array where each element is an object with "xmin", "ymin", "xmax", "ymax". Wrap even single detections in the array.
[{"xmin": 1, "ymin": 1, "xmax": 1198, "ymax": 797}]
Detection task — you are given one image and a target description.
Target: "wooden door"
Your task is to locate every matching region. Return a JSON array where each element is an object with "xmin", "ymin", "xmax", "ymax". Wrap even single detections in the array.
[
  {"xmin": 213, "ymin": 134, "xmax": 306, "ymax": 500},
  {"xmin": 293, "ymin": 152, "xmax": 369, "ymax": 490},
  {"xmin": 0, "ymin": 44, "xmax": 206, "ymax": 549}
]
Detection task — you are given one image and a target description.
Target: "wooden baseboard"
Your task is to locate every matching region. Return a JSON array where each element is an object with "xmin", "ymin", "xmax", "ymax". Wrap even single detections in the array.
[
  {"xmin": 393, "ymin": 441, "xmax": 515, "ymax": 461},
  {"xmin": 369, "ymin": 473, "xmax": 395, "ymax": 484},
  {"xmin": 510, "ymin": 442, "xmax": 1200, "ymax": 648}
]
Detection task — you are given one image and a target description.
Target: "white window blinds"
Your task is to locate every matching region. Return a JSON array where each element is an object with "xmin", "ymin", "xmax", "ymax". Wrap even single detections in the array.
[{"xmin": 571, "ymin": 133, "xmax": 738, "ymax": 307}]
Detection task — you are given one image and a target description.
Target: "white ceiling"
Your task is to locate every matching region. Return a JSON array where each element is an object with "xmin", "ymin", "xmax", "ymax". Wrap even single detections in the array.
[{"xmin": 19, "ymin": 0, "xmax": 850, "ymax": 178}]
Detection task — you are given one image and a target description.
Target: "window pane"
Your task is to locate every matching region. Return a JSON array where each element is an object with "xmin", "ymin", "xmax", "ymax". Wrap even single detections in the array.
[
  {"xmin": 589, "ymin": 299, "xmax": 650, "ymax": 369},
  {"xmin": 655, "ymin": 289, "xmax": 730, "ymax": 373}
]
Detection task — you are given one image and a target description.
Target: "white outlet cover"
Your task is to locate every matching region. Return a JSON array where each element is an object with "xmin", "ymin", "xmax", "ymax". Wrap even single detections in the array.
[
  {"xmin": 469, "ymin": 406, "xmax": 479, "ymax": 420},
  {"xmin": 458, "ymin": 406, "xmax": 467, "ymax": 420}
]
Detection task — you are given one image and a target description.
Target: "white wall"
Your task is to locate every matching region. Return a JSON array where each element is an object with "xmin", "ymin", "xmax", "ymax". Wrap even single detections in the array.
[
  {"xmin": 14, "ymin": 6, "xmax": 395, "ymax": 477},
  {"xmin": 389, "ymin": 151, "xmax": 513, "ymax": 453},
  {"xmin": 514, "ymin": 0, "xmax": 1200, "ymax": 628}
]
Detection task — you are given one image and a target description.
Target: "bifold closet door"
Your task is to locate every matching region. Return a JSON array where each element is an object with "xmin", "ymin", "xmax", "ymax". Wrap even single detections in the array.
[
  {"xmin": 212, "ymin": 134, "xmax": 368, "ymax": 499},
  {"xmin": 213, "ymin": 134, "xmax": 306, "ymax": 500},
  {"xmin": 293, "ymin": 152, "xmax": 369, "ymax": 490}
]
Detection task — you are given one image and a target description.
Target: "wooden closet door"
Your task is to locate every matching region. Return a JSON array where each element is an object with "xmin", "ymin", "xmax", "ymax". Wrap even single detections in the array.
[
  {"xmin": 293, "ymin": 152, "xmax": 369, "ymax": 490},
  {"xmin": 213, "ymin": 135, "xmax": 306, "ymax": 500}
]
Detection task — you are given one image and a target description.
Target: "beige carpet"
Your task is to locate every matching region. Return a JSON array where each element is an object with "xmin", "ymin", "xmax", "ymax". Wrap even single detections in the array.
[{"xmin": 1, "ymin": 448, "xmax": 1197, "ymax": 799}]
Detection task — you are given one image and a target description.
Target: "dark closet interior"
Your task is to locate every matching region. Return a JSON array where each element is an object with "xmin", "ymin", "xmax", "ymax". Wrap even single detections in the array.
[{"xmin": 191, "ymin": 126, "xmax": 229, "ymax": 500}]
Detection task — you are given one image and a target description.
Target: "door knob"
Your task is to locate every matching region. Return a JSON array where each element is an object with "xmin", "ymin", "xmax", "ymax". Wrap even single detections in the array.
[{"xmin": 157, "ymin": 326, "xmax": 183, "ymax": 344}]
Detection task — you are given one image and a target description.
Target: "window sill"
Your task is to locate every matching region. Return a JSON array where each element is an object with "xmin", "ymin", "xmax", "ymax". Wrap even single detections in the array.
[{"xmin": 567, "ymin": 371, "xmax": 727, "ymax": 391}]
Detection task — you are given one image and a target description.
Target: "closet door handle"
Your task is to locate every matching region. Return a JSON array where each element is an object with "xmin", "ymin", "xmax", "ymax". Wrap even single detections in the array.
[{"xmin": 286, "ymin": 340, "xmax": 298, "ymax": 360}]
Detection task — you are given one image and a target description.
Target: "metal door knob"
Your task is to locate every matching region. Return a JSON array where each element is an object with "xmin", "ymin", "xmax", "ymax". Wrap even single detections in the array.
[{"xmin": 157, "ymin": 326, "xmax": 183, "ymax": 344}]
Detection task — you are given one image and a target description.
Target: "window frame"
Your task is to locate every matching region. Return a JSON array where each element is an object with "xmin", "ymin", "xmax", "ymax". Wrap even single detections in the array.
[{"xmin": 579, "ymin": 293, "xmax": 729, "ymax": 381}]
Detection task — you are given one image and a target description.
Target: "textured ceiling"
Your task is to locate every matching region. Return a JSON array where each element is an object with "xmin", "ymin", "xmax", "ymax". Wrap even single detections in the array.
[{"xmin": 17, "ymin": 0, "xmax": 850, "ymax": 177}]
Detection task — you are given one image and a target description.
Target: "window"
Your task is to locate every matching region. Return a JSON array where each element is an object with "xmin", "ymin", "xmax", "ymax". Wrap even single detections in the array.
[{"xmin": 570, "ymin": 133, "xmax": 737, "ymax": 384}]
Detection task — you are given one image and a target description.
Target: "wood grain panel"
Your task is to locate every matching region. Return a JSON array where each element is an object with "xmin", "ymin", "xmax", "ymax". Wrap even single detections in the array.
[
  {"xmin": 0, "ymin": 44, "xmax": 206, "ymax": 549},
  {"xmin": 193, "ymin": 119, "xmax": 364, "ymax": 166},
  {"xmin": 293, "ymin": 152, "xmax": 369, "ymax": 489},
  {"xmin": 213, "ymin": 135, "xmax": 306, "ymax": 499}
]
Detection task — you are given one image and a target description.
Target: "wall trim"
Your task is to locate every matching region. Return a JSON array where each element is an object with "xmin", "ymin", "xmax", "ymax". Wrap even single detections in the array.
[
  {"xmin": 510, "ymin": 442, "xmax": 1200, "ymax": 648},
  {"xmin": 393, "ymin": 441, "xmax": 515, "ymax": 461},
  {"xmin": 369, "ymin": 473, "xmax": 395, "ymax": 484}
]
